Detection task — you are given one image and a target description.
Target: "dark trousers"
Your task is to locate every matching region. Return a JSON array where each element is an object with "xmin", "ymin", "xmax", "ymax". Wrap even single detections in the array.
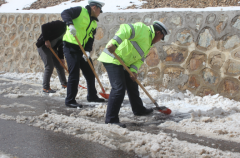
[
  {"xmin": 103, "ymin": 63, "xmax": 147, "ymax": 123},
  {"xmin": 63, "ymin": 45, "xmax": 98, "ymax": 104},
  {"xmin": 38, "ymin": 45, "xmax": 67, "ymax": 89}
]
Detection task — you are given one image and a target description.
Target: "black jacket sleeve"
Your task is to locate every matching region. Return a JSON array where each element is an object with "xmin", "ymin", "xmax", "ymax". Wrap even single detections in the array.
[
  {"xmin": 84, "ymin": 29, "xmax": 96, "ymax": 52},
  {"xmin": 61, "ymin": 6, "xmax": 82, "ymax": 25},
  {"xmin": 57, "ymin": 43, "xmax": 64, "ymax": 59}
]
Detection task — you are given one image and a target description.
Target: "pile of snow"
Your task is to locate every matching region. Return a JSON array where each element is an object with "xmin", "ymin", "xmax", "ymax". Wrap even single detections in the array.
[
  {"xmin": 0, "ymin": 72, "xmax": 109, "ymax": 100},
  {"xmin": 1, "ymin": 112, "xmax": 239, "ymax": 158},
  {"xmin": 1, "ymin": 72, "xmax": 240, "ymax": 157},
  {"xmin": 0, "ymin": 151, "xmax": 15, "ymax": 158},
  {"xmin": 79, "ymin": 104, "xmax": 107, "ymax": 118},
  {"xmin": 159, "ymin": 106, "xmax": 240, "ymax": 143},
  {"xmin": 0, "ymin": 72, "xmax": 43, "ymax": 82}
]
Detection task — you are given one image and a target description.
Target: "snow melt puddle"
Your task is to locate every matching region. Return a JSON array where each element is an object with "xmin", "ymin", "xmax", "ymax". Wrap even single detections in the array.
[{"xmin": 1, "ymin": 113, "xmax": 239, "ymax": 158}]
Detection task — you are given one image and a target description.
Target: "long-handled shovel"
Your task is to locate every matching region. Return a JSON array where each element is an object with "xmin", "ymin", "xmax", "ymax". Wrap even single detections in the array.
[
  {"xmin": 49, "ymin": 47, "xmax": 87, "ymax": 89},
  {"xmin": 112, "ymin": 52, "xmax": 171, "ymax": 115},
  {"xmin": 74, "ymin": 36, "xmax": 110, "ymax": 99}
]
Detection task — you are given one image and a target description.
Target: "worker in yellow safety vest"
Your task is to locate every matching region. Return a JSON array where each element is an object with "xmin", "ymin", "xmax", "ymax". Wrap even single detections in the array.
[
  {"xmin": 61, "ymin": 0, "xmax": 105, "ymax": 108},
  {"xmin": 98, "ymin": 21, "xmax": 169, "ymax": 128}
]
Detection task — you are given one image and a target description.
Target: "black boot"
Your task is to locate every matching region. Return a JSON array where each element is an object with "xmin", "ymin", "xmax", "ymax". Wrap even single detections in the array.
[
  {"xmin": 65, "ymin": 103, "xmax": 83, "ymax": 108},
  {"xmin": 134, "ymin": 108, "xmax": 153, "ymax": 116},
  {"xmin": 43, "ymin": 88, "xmax": 56, "ymax": 93}
]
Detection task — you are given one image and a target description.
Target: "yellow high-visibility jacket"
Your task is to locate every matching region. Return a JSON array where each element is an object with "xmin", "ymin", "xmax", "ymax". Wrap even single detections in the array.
[
  {"xmin": 63, "ymin": 6, "xmax": 97, "ymax": 48},
  {"xmin": 98, "ymin": 22, "xmax": 155, "ymax": 73}
]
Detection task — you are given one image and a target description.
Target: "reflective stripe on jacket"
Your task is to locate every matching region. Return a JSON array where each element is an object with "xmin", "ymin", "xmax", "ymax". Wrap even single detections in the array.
[
  {"xmin": 63, "ymin": 6, "xmax": 97, "ymax": 48},
  {"xmin": 97, "ymin": 22, "xmax": 155, "ymax": 73}
]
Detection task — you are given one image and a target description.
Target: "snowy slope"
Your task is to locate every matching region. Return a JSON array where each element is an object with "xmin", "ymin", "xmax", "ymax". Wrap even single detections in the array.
[{"xmin": 1, "ymin": 0, "xmax": 240, "ymax": 13}]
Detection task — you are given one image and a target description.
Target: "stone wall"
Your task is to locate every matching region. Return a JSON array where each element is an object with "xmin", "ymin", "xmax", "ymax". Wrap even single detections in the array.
[{"xmin": 1, "ymin": 11, "xmax": 240, "ymax": 100}]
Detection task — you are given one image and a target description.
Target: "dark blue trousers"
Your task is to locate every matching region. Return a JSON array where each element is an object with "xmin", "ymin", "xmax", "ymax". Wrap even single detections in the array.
[
  {"xmin": 103, "ymin": 63, "xmax": 147, "ymax": 123},
  {"xmin": 63, "ymin": 44, "xmax": 98, "ymax": 104}
]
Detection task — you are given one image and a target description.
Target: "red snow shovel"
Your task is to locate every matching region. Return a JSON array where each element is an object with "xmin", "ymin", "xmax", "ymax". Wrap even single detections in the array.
[
  {"xmin": 74, "ymin": 36, "xmax": 110, "ymax": 99},
  {"xmin": 49, "ymin": 47, "xmax": 87, "ymax": 89},
  {"xmin": 112, "ymin": 52, "xmax": 171, "ymax": 115}
]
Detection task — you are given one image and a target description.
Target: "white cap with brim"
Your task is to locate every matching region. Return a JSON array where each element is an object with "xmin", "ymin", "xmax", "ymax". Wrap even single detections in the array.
[
  {"xmin": 88, "ymin": 0, "xmax": 105, "ymax": 13},
  {"xmin": 153, "ymin": 21, "xmax": 169, "ymax": 40}
]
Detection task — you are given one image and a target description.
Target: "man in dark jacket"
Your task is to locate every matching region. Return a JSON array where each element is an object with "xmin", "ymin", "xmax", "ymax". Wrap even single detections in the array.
[
  {"xmin": 61, "ymin": 0, "xmax": 105, "ymax": 108},
  {"xmin": 36, "ymin": 20, "xmax": 67, "ymax": 93}
]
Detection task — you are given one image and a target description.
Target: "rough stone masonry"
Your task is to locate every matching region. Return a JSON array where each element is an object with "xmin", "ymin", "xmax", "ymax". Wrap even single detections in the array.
[{"xmin": 1, "ymin": 11, "xmax": 240, "ymax": 100}]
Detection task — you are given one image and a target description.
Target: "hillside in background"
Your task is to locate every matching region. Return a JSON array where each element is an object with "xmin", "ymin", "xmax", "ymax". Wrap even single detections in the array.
[
  {"xmin": 134, "ymin": 0, "xmax": 240, "ymax": 8},
  {"xmin": 10, "ymin": 0, "xmax": 240, "ymax": 10},
  {"xmin": 0, "ymin": 0, "xmax": 6, "ymax": 6},
  {"xmin": 23, "ymin": 0, "xmax": 83, "ymax": 10}
]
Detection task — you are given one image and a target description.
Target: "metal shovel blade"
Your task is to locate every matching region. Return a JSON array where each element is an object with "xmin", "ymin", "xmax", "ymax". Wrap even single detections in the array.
[
  {"xmin": 99, "ymin": 92, "xmax": 109, "ymax": 99},
  {"xmin": 155, "ymin": 106, "xmax": 172, "ymax": 115},
  {"xmin": 153, "ymin": 102, "xmax": 172, "ymax": 115}
]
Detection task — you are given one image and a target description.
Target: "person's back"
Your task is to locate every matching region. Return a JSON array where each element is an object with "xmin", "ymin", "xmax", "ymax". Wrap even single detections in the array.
[{"xmin": 98, "ymin": 22, "xmax": 154, "ymax": 73}]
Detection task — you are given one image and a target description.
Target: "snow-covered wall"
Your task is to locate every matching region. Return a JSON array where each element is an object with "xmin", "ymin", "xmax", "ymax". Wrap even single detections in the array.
[{"xmin": 1, "ymin": 11, "xmax": 240, "ymax": 100}]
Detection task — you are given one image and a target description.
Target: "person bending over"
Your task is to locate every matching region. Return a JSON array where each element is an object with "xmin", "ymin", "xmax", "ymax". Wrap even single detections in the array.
[{"xmin": 98, "ymin": 21, "xmax": 169, "ymax": 128}]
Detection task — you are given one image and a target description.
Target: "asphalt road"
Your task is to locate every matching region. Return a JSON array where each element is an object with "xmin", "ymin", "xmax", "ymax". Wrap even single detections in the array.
[{"xmin": 0, "ymin": 119, "xmax": 137, "ymax": 158}]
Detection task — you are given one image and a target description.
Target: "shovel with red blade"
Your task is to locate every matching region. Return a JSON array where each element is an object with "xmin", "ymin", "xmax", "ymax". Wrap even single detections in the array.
[
  {"xmin": 112, "ymin": 52, "xmax": 171, "ymax": 115},
  {"xmin": 74, "ymin": 36, "xmax": 110, "ymax": 99}
]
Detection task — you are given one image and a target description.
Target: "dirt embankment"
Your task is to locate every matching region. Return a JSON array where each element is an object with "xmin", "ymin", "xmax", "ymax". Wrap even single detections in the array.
[
  {"xmin": 14, "ymin": 0, "xmax": 240, "ymax": 10},
  {"xmin": 0, "ymin": 0, "xmax": 6, "ymax": 6},
  {"xmin": 23, "ymin": 0, "xmax": 83, "ymax": 10},
  {"xmin": 128, "ymin": 0, "xmax": 240, "ymax": 9}
]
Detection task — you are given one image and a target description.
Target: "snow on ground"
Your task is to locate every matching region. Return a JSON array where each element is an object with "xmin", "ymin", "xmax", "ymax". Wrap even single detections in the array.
[
  {"xmin": 1, "ymin": 0, "xmax": 240, "ymax": 13},
  {"xmin": 0, "ymin": 151, "xmax": 15, "ymax": 158},
  {"xmin": 1, "ymin": 0, "xmax": 240, "ymax": 157},
  {"xmin": 1, "ymin": 72, "xmax": 240, "ymax": 157},
  {"xmin": 0, "ymin": 112, "xmax": 239, "ymax": 158}
]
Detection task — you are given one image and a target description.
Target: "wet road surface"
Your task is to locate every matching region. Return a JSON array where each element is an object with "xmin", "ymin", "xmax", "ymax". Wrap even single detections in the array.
[{"xmin": 0, "ymin": 119, "xmax": 137, "ymax": 158}]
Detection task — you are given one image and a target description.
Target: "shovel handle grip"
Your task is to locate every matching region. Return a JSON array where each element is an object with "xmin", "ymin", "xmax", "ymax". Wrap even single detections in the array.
[
  {"xmin": 49, "ymin": 47, "xmax": 69, "ymax": 74},
  {"xmin": 74, "ymin": 36, "xmax": 106, "ymax": 94},
  {"xmin": 112, "ymin": 52, "xmax": 158, "ymax": 106}
]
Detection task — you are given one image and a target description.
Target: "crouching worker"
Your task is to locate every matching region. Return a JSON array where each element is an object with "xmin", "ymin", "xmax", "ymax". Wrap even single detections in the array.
[
  {"xmin": 36, "ymin": 20, "xmax": 67, "ymax": 93},
  {"xmin": 98, "ymin": 21, "xmax": 169, "ymax": 128}
]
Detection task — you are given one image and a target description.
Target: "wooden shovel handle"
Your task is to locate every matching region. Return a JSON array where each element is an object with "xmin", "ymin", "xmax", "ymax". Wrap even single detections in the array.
[
  {"xmin": 74, "ymin": 36, "xmax": 106, "ymax": 94},
  {"xmin": 49, "ymin": 47, "xmax": 69, "ymax": 73},
  {"xmin": 112, "ymin": 52, "xmax": 157, "ymax": 105}
]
